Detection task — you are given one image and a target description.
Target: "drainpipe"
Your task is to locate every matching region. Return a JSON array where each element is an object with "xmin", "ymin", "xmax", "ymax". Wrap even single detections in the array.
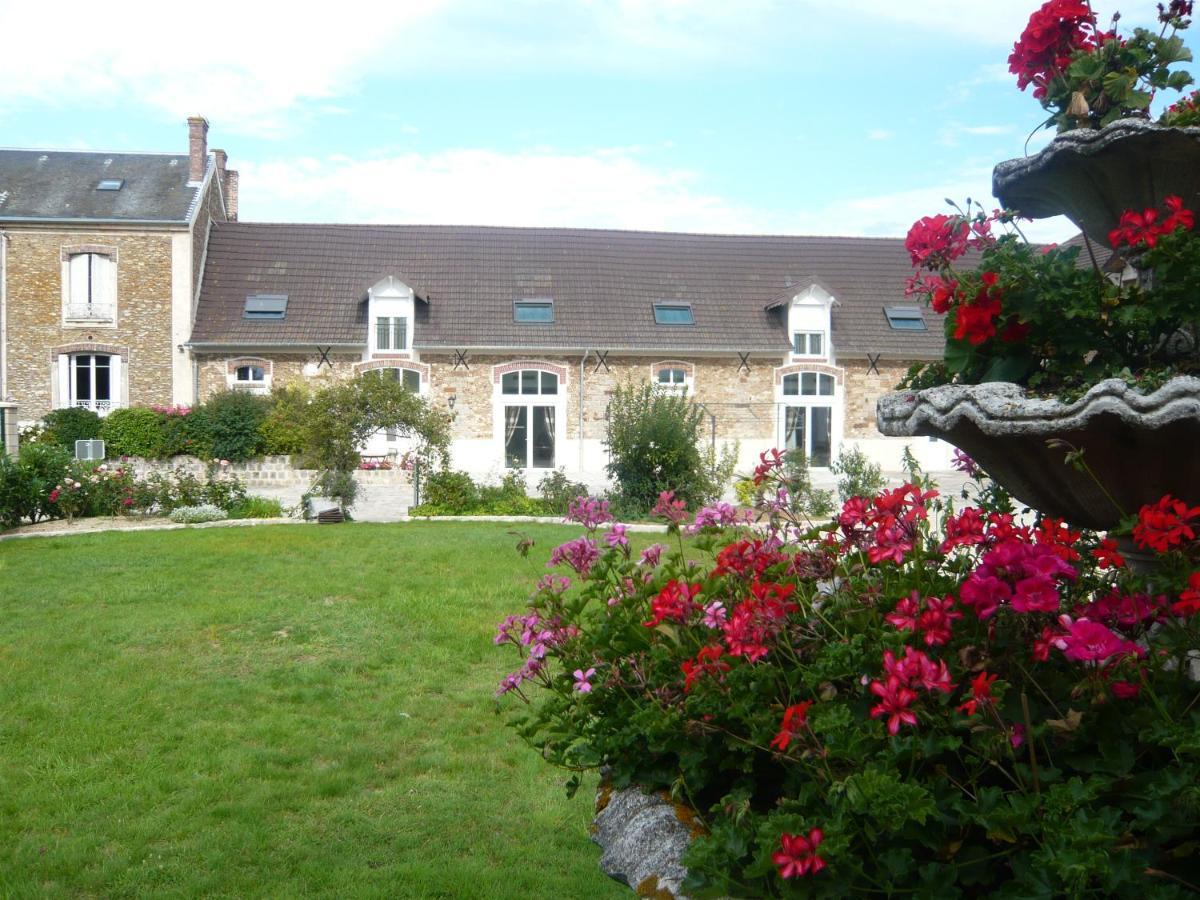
[
  {"xmin": 0, "ymin": 229, "xmax": 8, "ymax": 401},
  {"xmin": 578, "ymin": 349, "xmax": 590, "ymax": 473}
]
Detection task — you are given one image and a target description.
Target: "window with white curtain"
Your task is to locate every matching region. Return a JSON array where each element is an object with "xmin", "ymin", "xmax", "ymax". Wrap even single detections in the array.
[{"xmin": 500, "ymin": 369, "xmax": 558, "ymax": 468}]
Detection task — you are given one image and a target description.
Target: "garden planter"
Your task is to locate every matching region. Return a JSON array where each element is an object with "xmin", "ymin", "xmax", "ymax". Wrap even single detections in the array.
[
  {"xmin": 876, "ymin": 377, "xmax": 1200, "ymax": 530},
  {"xmin": 992, "ymin": 119, "xmax": 1200, "ymax": 248}
]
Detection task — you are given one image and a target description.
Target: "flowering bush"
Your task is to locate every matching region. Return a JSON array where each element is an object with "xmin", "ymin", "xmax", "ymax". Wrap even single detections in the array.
[
  {"xmin": 901, "ymin": 197, "xmax": 1200, "ymax": 393},
  {"xmin": 1010, "ymin": 0, "xmax": 1194, "ymax": 131},
  {"xmin": 168, "ymin": 504, "xmax": 229, "ymax": 524},
  {"xmin": 496, "ymin": 452, "xmax": 1200, "ymax": 896}
]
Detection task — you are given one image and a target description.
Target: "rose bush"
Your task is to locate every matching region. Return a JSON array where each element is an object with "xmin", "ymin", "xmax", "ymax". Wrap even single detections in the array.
[{"xmin": 496, "ymin": 453, "xmax": 1200, "ymax": 896}]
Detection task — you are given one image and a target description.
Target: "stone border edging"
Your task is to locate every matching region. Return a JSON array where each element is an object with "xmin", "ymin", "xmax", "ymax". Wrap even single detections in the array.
[
  {"xmin": 0, "ymin": 517, "xmax": 308, "ymax": 542},
  {"xmin": 397, "ymin": 515, "xmax": 668, "ymax": 532}
]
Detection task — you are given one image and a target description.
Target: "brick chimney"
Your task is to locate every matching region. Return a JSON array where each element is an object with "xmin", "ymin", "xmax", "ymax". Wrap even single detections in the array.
[
  {"xmin": 225, "ymin": 169, "xmax": 239, "ymax": 221},
  {"xmin": 187, "ymin": 116, "xmax": 209, "ymax": 184}
]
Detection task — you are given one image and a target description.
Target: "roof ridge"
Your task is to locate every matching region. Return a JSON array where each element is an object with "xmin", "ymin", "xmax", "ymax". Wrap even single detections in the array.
[
  {"xmin": 0, "ymin": 147, "xmax": 188, "ymax": 157},
  {"xmin": 216, "ymin": 220, "xmax": 909, "ymax": 242}
]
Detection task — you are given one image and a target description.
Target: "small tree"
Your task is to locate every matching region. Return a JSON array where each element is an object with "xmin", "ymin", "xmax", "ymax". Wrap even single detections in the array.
[
  {"xmin": 604, "ymin": 382, "xmax": 734, "ymax": 512},
  {"xmin": 303, "ymin": 375, "xmax": 451, "ymax": 512}
]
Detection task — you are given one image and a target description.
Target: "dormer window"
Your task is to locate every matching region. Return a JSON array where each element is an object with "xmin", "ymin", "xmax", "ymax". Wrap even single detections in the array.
[
  {"xmin": 514, "ymin": 299, "xmax": 554, "ymax": 323},
  {"xmin": 243, "ymin": 294, "xmax": 288, "ymax": 319},
  {"xmin": 376, "ymin": 317, "xmax": 408, "ymax": 351},
  {"xmin": 793, "ymin": 331, "xmax": 824, "ymax": 356},
  {"xmin": 884, "ymin": 306, "xmax": 927, "ymax": 331},
  {"xmin": 653, "ymin": 303, "xmax": 694, "ymax": 325}
]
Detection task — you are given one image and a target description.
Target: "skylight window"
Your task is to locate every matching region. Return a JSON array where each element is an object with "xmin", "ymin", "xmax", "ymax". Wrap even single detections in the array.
[
  {"xmin": 653, "ymin": 303, "xmax": 694, "ymax": 326},
  {"xmin": 243, "ymin": 294, "xmax": 288, "ymax": 319},
  {"xmin": 884, "ymin": 306, "xmax": 926, "ymax": 331},
  {"xmin": 96, "ymin": 179, "xmax": 124, "ymax": 191},
  {"xmin": 514, "ymin": 299, "xmax": 554, "ymax": 323}
]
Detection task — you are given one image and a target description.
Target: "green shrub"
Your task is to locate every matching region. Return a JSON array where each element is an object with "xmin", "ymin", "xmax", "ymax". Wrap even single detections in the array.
[
  {"xmin": 831, "ymin": 445, "xmax": 887, "ymax": 502},
  {"xmin": 227, "ymin": 495, "xmax": 285, "ymax": 519},
  {"xmin": 309, "ymin": 469, "xmax": 357, "ymax": 515},
  {"xmin": 259, "ymin": 384, "xmax": 311, "ymax": 456},
  {"xmin": 423, "ymin": 469, "xmax": 480, "ymax": 513},
  {"xmin": 537, "ymin": 468, "xmax": 589, "ymax": 515},
  {"xmin": 203, "ymin": 391, "xmax": 268, "ymax": 462},
  {"xmin": 178, "ymin": 406, "xmax": 214, "ymax": 459},
  {"xmin": 156, "ymin": 409, "xmax": 210, "ymax": 458},
  {"xmin": 100, "ymin": 407, "xmax": 166, "ymax": 458},
  {"xmin": 604, "ymin": 382, "xmax": 733, "ymax": 513},
  {"xmin": 39, "ymin": 407, "xmax": 102, "ymax": 452}
]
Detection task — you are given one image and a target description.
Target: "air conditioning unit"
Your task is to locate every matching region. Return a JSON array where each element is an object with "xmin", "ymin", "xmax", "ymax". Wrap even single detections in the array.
[{"xmin": 75, "ymin": 439, "xmax": 106, "ymax": 461}]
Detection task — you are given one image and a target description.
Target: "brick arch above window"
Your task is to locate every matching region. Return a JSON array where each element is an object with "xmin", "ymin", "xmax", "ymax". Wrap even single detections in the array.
[
  {"xmin": 50, "ymin": 342, "xmax": 129, "ymax": 362},
  {"xmin": 491, "ymin": 360, "xmax": 569, "ymax": 386},
  {"xmin": 227, "ymin": 357, "xmax": 274, "ymax": 377},
  {"xmin": 354, "ymin": 359, "xmax": 430, "ymax": 382},
  {"xmin": 650, "ymin": 360, "xmax": 695, "ymax": 379},
  {"xmin": 61, "ymin": 244, "xmax": 117, "ymax": 261},
  {"xmin": 773, "ymin": 363, "xmax": 843, "ymax": 387}
]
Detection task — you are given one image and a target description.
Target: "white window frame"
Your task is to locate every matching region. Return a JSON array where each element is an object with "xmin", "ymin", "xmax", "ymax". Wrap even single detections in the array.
[
  {"xmin": 792, "ymin": 331, "xmax": 825, "ymax": 357},
  {"xmin": 777, "ymin": 371, "xmax": 840, "ymax": 469},
  {"xmin": 787, "ymin": 285, "xmax": 835, "ymax": 363},
  {"xmin": 651, "ymin": 361, "xmax": 694, "ymax": 395},
  {"xmin": 493, "ymin": 367, "xmax": 565, "ymax": 471},
  {"xmin": 59, "ymin": 352, "xmax": 122, "ymax": 415},
  {"xmin": 61, "ymin": 251, "xmax": 117, "ymax": 326}
]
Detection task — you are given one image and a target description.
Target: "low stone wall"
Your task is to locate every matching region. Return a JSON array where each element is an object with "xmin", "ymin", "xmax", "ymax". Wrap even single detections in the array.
[{"xmin": 124, "ymin": 455, "xmax": 414, "ymax": 490}]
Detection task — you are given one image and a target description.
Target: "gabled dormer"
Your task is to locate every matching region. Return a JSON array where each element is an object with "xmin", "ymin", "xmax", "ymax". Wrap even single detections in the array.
[
  {"xmin": 766, "ymin": 278, "xmax": 838, "ymax": 364},
  {"xmin": 366, "ymin": 275, "xmax": 418, "ymax": 359}
]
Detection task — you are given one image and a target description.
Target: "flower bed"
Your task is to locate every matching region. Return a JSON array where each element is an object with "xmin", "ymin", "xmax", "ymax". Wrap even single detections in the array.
[{"xmin": 496, "ymin": 454, "xmax": 1200, "ymax": 896}]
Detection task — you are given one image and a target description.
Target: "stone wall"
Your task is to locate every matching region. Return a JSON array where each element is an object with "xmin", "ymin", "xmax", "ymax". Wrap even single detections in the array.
[
  {"xmin": 5, "ymin": 228, "xmax": 176, "ymax": 420},
  {"xmin": 195, "ymin": 351, "xmax": 360, "ymax": 398},
  {"xmin": 129, "ymin": 454, "xmax": 413, "ymax": 489},
  {"xmin": 842, "ymin": 359, "xmax": 915, "ymax": 439}
]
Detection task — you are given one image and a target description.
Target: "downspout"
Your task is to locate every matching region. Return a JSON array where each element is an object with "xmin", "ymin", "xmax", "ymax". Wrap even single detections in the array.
[{"xmin": 578, "ymin": 349, "xmax": 590, "ymax": 472}]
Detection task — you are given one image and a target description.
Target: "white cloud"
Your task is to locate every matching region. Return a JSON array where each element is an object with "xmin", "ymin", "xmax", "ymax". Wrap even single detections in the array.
[
  {"xmin": 867, "ymin": 129, "xmax": 894, "ymax": 141},
  {"xmin": 238, "ymin": 146, "xmax": 1081, "ymax": 244},
  {"xmin": 240, "ymin": 148, "xmax": 765, "ymax": 232}
]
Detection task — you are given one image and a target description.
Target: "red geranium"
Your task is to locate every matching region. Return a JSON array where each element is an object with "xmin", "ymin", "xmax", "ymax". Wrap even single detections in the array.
[
  {"xmin": 773, "ymin": 829, "xmax": 826, "ymax": 879},
  {"xmin": 905, "ymin": 214, "xmax": 972, "ymax": 269},
  {"xmin": 769, "ymin": 701, "xmax": 813, "ymax": 751},
  {"xmin": 1009, "ymin": 0, "xmax": 1101, "ymax": 99},
  {"xmin": 1132, "ymin": 494, "xmax": 1200, "ymax": 553}
]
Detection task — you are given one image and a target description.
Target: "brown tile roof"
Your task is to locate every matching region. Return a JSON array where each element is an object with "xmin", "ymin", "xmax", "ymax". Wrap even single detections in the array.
[{"xmin": 191, "ymin": 222, "xmax": 947, "ymax": 360}]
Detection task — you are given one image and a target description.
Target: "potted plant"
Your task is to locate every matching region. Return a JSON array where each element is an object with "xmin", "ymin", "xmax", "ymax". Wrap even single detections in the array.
[{"xmin": 879, "ymin": 2, "xmax": 1200, "ymax": 533}]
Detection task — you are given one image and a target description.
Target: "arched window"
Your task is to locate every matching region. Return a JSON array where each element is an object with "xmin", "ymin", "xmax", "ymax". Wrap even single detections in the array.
[
  {"xmin": 499, "ymin": 369, "xmax": 558, "ymax": 468},
  {"xmin": 780, "ymin": 372, "xmax": 836, "ymax": 467},
  {"xmin": 364, "ymin": 367, "xmax": 424, "ymax": 442},
  {"xmin": 235, "ymin": 365, "xmax": 266, "ymax": 384}
]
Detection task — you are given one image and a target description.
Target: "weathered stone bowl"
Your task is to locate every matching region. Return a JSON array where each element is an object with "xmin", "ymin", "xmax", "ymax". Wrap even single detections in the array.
[
  {"xmin": 876, "ymin": 377, "xmax": 1200, "ymax": 530},
  {"xmin": 993, "ymin": 119, "xmax": 1200, "ymax": 247},
  {"xmin": 592, "ymin": 783, "xmax": 704, "ymax": 899}
]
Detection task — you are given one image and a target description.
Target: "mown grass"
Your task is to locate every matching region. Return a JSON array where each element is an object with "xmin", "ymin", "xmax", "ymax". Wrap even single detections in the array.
[{"xmin": 0, "ymin": 523, "xmax": 630, "ymax": 899}]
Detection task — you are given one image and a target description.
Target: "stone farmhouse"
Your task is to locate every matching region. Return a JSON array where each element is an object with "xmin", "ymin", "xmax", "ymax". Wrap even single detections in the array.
[{"xmin": 0, "ymin": 120, "xmax": 954, "ymax": 484}]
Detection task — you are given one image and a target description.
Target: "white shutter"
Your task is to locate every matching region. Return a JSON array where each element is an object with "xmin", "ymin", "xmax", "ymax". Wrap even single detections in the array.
[
  {"xmin": 57, "ymin": 354, "xmax": 72, "ymax": 407},
  {"xmin": 69, "ymin": 254, "xmax": 89, "ymax": 307},
  {"xmin": 93, "ymin": 255, "xmax": 112, "ymax": 308},
  {"xmin": 109, "ymin": 355, "xmax": 123, "ymax": 410}
]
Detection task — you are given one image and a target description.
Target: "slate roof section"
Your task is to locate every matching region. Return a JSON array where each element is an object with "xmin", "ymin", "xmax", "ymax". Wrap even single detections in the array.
[
  {"xmin": 0, "ymin": 150, "xmax": 202, "ymax": 223},
  {"xmin": 192, "ymin": 222, "xmax": 948, "ymax": 359}
]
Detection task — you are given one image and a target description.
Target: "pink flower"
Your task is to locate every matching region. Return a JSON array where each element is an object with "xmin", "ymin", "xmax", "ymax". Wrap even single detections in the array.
[
  {"xmin": 869, "ymin": 676, "xmax": 919, "ymax": 734},
  {"xmin": 885, "ymin": 594, "xmax": 920, "ymax": 632},
  {"xmin": 702, "ymin": 600, "xmax": 727, "ymax": 629},
  {"xmin": 573, "ymin": 667, "xmax": 596, "ymax": 693},
  {"xmin": 1055, "ymin": 617, "xmax": 1144, "ymax": 664},
  {"xmin": 651, "ymin": 490, "xmax": 689, "ymax": 527},
  {"xmin": 566, "ymin": 495, "xmax": 614, "ymax": 530},
  {"xmin": 605, "ymin": 523, "xmax": 629, "ymax": 549},
  {"xmin": 548, "ymin": 537, "xmax": 601, "ymax": 576},
  {"xmin": 639, "ymin": 543, "xmax": 665, "ymax": 567},
  {"xmin": 773, "ymin": 829, "xmax": 826, "ymax": 879}
]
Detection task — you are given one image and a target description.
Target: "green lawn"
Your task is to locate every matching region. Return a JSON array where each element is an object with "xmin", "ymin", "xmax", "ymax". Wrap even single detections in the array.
[{"xmin": 0, "ymin": 523, "xmax": 628, "ymax": 899}]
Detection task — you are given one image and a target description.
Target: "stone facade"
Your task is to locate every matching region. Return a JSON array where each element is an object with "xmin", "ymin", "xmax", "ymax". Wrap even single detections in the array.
[
  {"xmin": 842, "ymin": 360, "xmax": 914, "ymax": 439},
  {"xmin": 4, "ymin": 228, "xmax": 176, "ymax": 419}
]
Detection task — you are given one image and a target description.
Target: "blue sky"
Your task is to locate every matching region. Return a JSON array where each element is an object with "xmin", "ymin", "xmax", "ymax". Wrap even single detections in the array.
[{"xmin": 0, "ymin": 0, "xmax": 1177, "ymax": 240}]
